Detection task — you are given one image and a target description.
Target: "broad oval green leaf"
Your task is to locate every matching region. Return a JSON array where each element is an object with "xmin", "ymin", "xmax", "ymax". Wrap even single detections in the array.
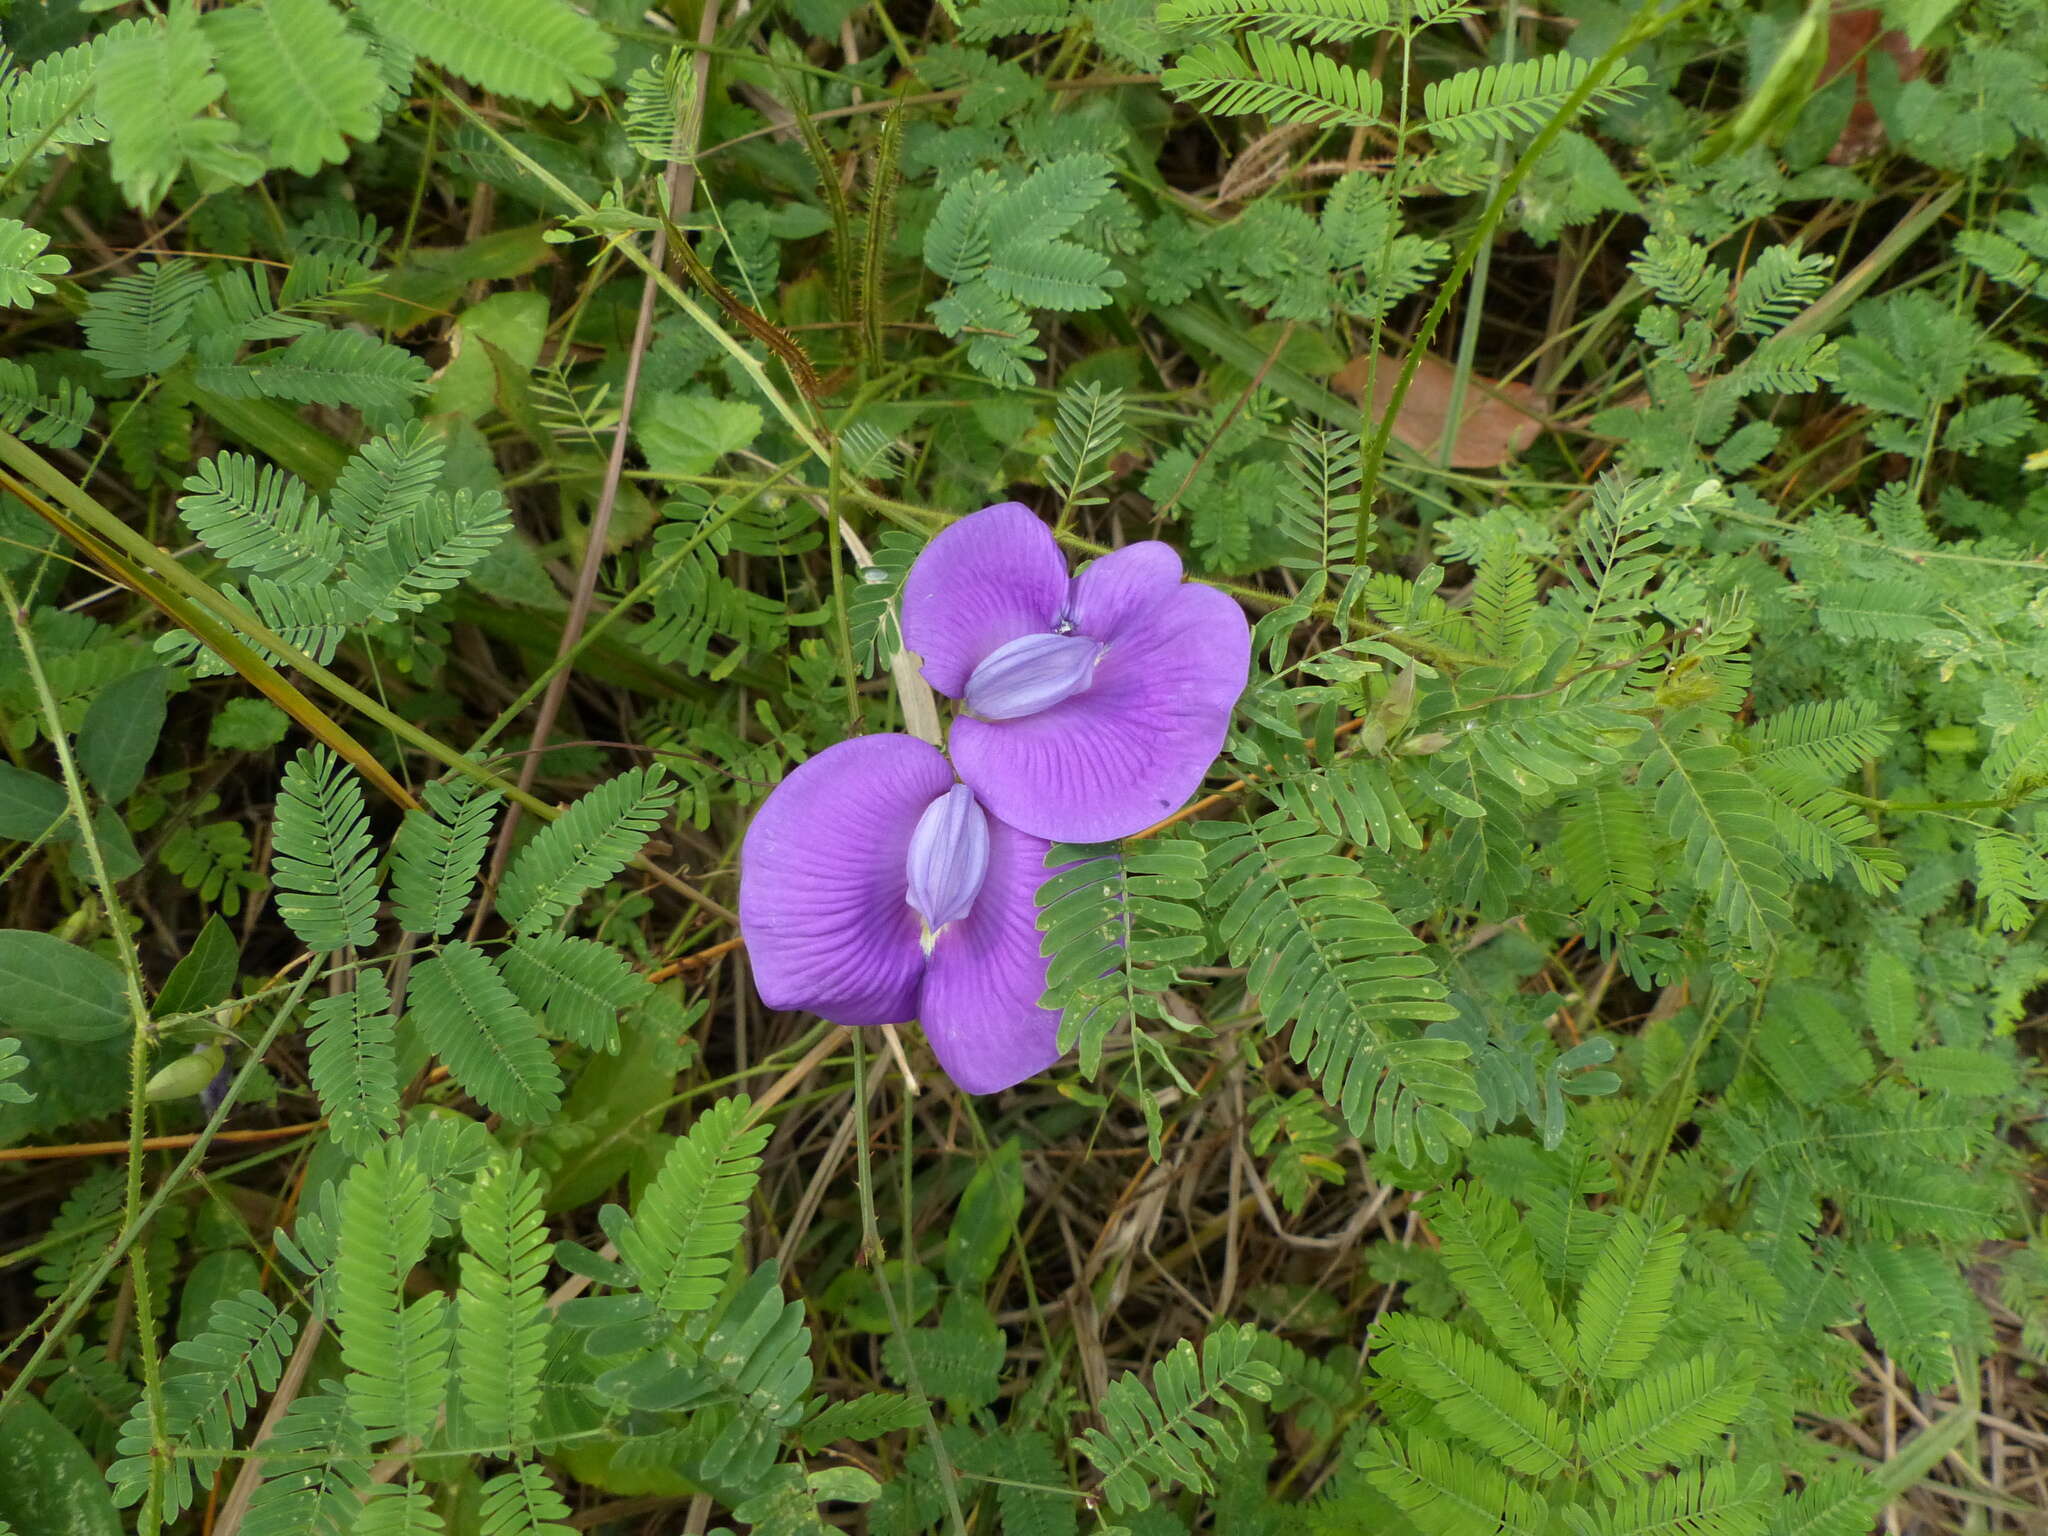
[
  {"xmin": 0, "ymin": 1390, "xmax": 122, "ymax": 1536},
  {"xmin": 0, "ymin": 931, "xmax": 130, "ymax": 1041},
  {"xmin": 77, "ymin": 666, "xmax": 168, "ymax": 805},
  {"xmin": 153, "ymin": 913, "xmax": 241, "ymax": 1020},
  {"xmin": 945, "ymin": 1137, "xmax": 1025, "ymax": 1289},
  {"xmin": 0, "ymin": 761, "xmax": 68, "ymax": 841}
]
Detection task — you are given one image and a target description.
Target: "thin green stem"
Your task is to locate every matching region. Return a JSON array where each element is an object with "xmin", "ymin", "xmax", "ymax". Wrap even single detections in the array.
[
  {"xmin": 1356, "ymin": 0, "xmax": 1710, "ymax": 562},
  {"xmin": 0, "ymin": 564, "xmax": 171, "ymax": 1518},
  {"xmin": 851, "ymin": 1033, "xmax": 969, "ymax": 1536}
]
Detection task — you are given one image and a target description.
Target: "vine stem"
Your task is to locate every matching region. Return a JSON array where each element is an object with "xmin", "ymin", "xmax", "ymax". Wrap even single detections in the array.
[
  {"xmin": 0, "ymin": 445, "xmax": 734, "ymax": 924},
  {"xmin": 850, "ymin": 1032, "xmax": 969, "ymax": 1536},
  {"xmin": 1435, "ymin": 0, "xmax": 1517, "ymax": 472},
  {"xmin": 0, "ymin": 564, "xmax": 171, "ymax": 1525},
  {"xmin": 1355, "ymin": 0, "xmax": 1712, "ymax": 563},
  {"xmin": 0, "ymin": 963, "xmax": 321, "ymax": 1411},
  {"xmin": 477, "ymin": 0, "xmax": 724, "ymax": 931}
]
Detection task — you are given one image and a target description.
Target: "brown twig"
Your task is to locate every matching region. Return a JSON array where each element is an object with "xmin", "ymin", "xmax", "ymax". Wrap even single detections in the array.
[
  {"xmin": 474, "ymin": 0, "xmax": 722, "ymax": 936},
  {"xmin": 0, "ymin": 1121, "xmax": 326, "ymax": 1163}
]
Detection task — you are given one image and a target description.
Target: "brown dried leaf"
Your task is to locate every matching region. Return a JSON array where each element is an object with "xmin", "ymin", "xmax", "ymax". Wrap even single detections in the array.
[
  {"xmin": 1332, "ymin": 352, "xmax": 1547, "ymax": 469},
  {"xmin": 1822, "ymin": 8, "xmax": 1925, "ymax": 164}
]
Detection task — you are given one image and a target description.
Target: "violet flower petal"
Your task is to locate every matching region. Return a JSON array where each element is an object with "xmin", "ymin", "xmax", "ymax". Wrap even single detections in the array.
[
  {"xmin": 950, "ymin": 570, "xmax": 1251, "ymax": 842},
  {"xmin": 918, "ymin": 812, "xmax": 1062, "ymax": 1094},
  {"xmin": 904, "ymin": 783, "xmax": 990, "ymax": 936},
  {"xmin": 964, "ymin": 632, "xmax": 1101, "ymax": 721},
  {"xmin": 740, "ymin": 735, "xmax": 951, "ymax": 1026},
  {"xmin": 901, "ymin": 502, "xmax": 1067, "ymax": 697},
  {"xmin": 1065, "ymin": 541, "xmax": 1186, "ymax": 638}
]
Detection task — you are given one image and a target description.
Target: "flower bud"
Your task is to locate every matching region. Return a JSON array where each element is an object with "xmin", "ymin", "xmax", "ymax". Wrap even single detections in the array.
[
  {"xmin": 904, "ymin": 785, "xmax": 990, "ymax": 941},
  {"xmin": 146, "ymin": 1044, "xmax": 225, "ymax": 1104},
  {"xmin": 963, "ymin": 632, "xmax": 1101, "ymax": 721}
]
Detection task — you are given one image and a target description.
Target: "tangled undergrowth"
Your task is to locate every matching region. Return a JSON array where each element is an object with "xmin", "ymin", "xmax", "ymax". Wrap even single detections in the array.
[{"xmin": 1, "ymin": 0, "xmax": 2046, "ymax": 1532}]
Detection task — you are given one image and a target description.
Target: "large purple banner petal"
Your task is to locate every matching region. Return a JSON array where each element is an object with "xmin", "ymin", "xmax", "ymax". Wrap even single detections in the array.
[
  {"xmin": 950, "ymin": 578, "xmax": 1251, "ymax": 841},
  {"xmin": 901, "ymin": 502, "xmax": 1067, "ymax": 696}
]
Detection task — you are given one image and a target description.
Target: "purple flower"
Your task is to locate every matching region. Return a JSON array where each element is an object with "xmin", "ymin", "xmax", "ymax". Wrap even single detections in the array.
[
  {"xmin": 739, "ymin": 735, "xmax": 1063, "ymax": 1094},
  {"xmin": 902, "ymin": 502, "xmax": 1252, "ymax": 842}
]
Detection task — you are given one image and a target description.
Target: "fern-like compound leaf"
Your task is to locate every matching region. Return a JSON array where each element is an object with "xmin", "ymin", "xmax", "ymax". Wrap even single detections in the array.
[
  {"xmin": 237, "ymin": 1389, "xmax": 372, "ymax": 1536},
  {"xmin": 1045, "ymin": 379, "xmax": 1126, "ymax": 515},
  {"xmin": 336, "ymin": 1143, "xmax": 450, "ymax": 1441},
  {"xmin": 94, "ymin": 8, "xmax": 263, "ymax": 211},
  {"xmin": 357, "ymin": 0, "xmax": 617, "ymax": 108},
  {"xmin": 1075, "ymin": 1322, "xmax": 1282, "ymax": 1512},
  {"xmin": 1036, "ymin": 838, "xmax": 1207, "ymax": 1077},
  {"xmin": 109, "ymin": 1290, "xmax": 299, "ymax": 1517},
  {"xmin": 0, "ymin": 39, "xmax": 110, "ymax": 170},
  {"xmin": 1577, "ymin": 1351, "xmax": 1757, "ymax": 1493},
  {"xmin": 1973, "ymin": 829, "xmax": 2044, "ymax": 931},
  {"xmin": 177, "ymin": 453, "xmax": 342, "ymax": 580},
  {"xmin": 81, "ymin": 258, "xmax": 210, "ymax": 379},
  {"xmin": 356, "ymin": 1482, "xmax": 445, "ymax": 1535},
  {"xmin": 305, "ymin": 965, "xmax": 400, "ymax": 1157},
  {"xmin": 1423, "ymin": 54, "xmax": 1648, "ymax": 144},
  {"xmin": 0, "ymin": 359, "xmax": 92, "ymax": 449},
  {"xmin": 1628, "ymin": 235, "xmax": 1726, "ymax": 316},
  {"xmin": 987, "ymin": 154, "xmax": 1117, "ymax": 246},
  {"xmin": 235, "ymin": 326, "xmax": 431, "ymax": 423},
  {"xmin": 1372, "ymin": 1313, "xmax": 1571, "ymax": 1476},
  {"xmin": 1733, "ymin": 245, "xmax": 1830, "ymax": 336},
  {"xmin": 272, "ymin": 747, "xmax": 381, "ymax": 952},
  {"xmin": 204, "ymin": 0, "xmax": 385, "ymax": 175},
  {"xmin": 495, "ymin": 931, "xmax": 648, "ymax": 1052},
  {"xmin": 621, "ymin": 47, "xmax": 695, "ymax": 160},
  {"xmin": 1426, "ymin": 1182, "xmax": 1576, "ymax": 1388},
  {"xmin": 407, "ymin": 941, "xmax": 564, "ymax": 1124},
  {"xmin": 1570, "ymin": 1211, "xmax": 1687, "ymax": 1381},
  {"xmin": 1359, "ymin": 1429, "xmax": 1550, "ymax": 1536},
  {"xmin": 957, "ymin": 0, "xmax": 1074, "ymax": 38},
  {"xmin": 495, "ymin": 765, "xmax": 678, "ymax": 934},
  {"xmin": 883, "ymin": 1293, "xmax": 1005, "ymax": 1413},
  {"xmin": 1157, "ymin": 0, "xmax": 1394, "ymax": 43},
  {"xmin": 1196, "ymin": 813, "xmax": 1471, "ymax": 1162},
  {"xmin": 389, "ymin": 777, "xmax": 502, "ymax": 938},
  {"xmin": 0, "ymin": 216, "xmax": 67, "ymax": 309},
  {"xmin": 478, "ymin": 1464, "xmax": 575, "ymax": 1536},
  {"xmin": 1559, "ymin": 1462, "xmax": 1770, "ymax": 1536},
  {"xmin": 329, "ymin": 422, "xmax": 447, "ymax": 541},
  {"xmin": 612, "ymin": 1094, "xmax": 771, "ymax": 1318},
  {"xmin": 1743, "ymin": 699, "xmax": 1892, "ymax": 793},
  {"xmin": 1642, "ymin": 729, "xmax": 1791, "ymax": 953},
  {"xmin": 1982, "ymin": 699, "xmax": 2048, "ymax": 796},
  {"xmin": 457, "ymin": 1162, "xmax": 551, "ymax": 1453},
  {"xmin": 800, "ymin": 1392, "xmax": 929, "ymax": 1451},
  {"xmin": 922, "ymin": 168, "xmax": 1003, "ymax": 285},
  {"xmin": 341, "ymin": 489, "xmax": 513, "ymax": 622},
  {"xmin": 1163, "ymin": 35, "xmax": 1385, "ymax": 127},
  {"xmin": 0, "ymin": 1037, "xmax": 29, "ymax": 1105}
]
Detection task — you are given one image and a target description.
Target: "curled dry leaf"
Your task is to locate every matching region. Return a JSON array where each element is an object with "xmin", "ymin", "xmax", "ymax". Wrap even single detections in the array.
[
  {"xmin": 1822, "ymin": 8, "xmax": 1925, "ymax": 164},
  {"xmin": 1333, "ymin": 351, "xmax": 1548, "ymax": 469}
]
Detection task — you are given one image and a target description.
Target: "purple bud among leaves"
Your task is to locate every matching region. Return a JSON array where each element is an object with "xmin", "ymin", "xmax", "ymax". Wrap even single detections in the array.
[
  {"xmin": 904, "ymin": 783, "xmax": 990, "ymax": 938},
  {"xmin": 964, "ymin": 632, "xmax": 1101, "ymax": 721}
]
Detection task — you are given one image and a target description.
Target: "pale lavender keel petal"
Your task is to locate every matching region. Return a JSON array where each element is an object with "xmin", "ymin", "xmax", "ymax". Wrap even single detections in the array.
[
  {"xmin": 905, "ymin": 784, "xmax": 989, "ymax": 936},
  {"xmin": 740, "ymin": 735, "xmax": 951, "ymax": 1026},
  {"xmin": 918, "ymin": 814, "xmax": 1063, "ymax": 1094},
  {"xmin": 950, "ymin": 581, "xmax": 1252, "ymax": 842},
  {"xmin": 964, "ymin": 632, "xmax": 1101, "ymax": 721},
  {"xmin": 1065, "ymin": 542, "xmax": 1185, "ymax": 640},
  {"xmin": 901, "ymin": 502, "xmax": 1067, "ymax": 697}
]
